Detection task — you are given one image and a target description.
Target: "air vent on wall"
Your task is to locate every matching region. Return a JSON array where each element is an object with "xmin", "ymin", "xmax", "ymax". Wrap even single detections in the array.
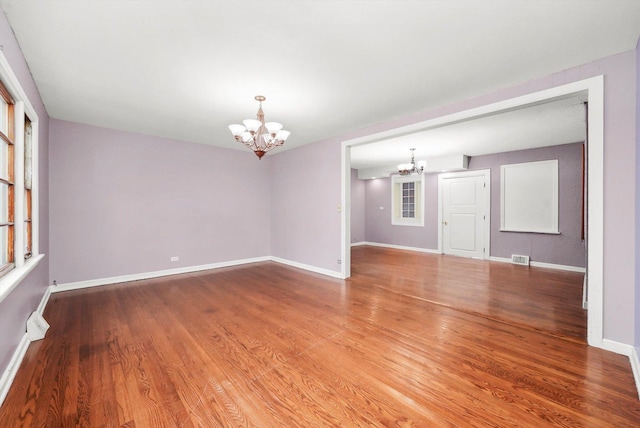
[{"xmin": 511, "ymin": 254, "xmax": 530, "ymax": 266}]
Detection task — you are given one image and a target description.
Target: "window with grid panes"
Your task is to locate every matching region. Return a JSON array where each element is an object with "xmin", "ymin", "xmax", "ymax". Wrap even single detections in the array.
[
  {"xmin": 401, "ymin": 182, "xmax": 415, "ymax": 218},
  {"xmin": 0, "ymin": 51, "xmax": 41, "ymax": 303},
  {"xmin": 0, "ymin": 80, "xmax": 14, "ymax": 273},
  {"xmin": 391, "ymin": 173, "xmax": 424, "ymax": 226},
  {"xmin": 24, "ymin": 116, "xmax": 32, "ymax": 258}
]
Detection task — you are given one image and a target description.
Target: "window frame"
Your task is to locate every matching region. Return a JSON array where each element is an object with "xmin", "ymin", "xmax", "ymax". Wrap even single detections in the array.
[
  {"xmin": 0, "ymin": 50, "xmax": 42, "ymax": 304},
  {"xmin": 0, "ymin": 80, "xmax": 15, "ymax": 274},
  {"xmin": 391, "ymin": 173, "xmax": 425, "ymax": 227}
]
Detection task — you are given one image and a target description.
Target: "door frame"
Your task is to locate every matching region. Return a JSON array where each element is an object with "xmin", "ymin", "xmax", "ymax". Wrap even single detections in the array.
[
  {"xmin": 341, "ymin": 76, "xmax": 603, "ymax": 349},
  {"xmin": 438, "ymin": 169, "xmax": 491, "ymax": 258}
]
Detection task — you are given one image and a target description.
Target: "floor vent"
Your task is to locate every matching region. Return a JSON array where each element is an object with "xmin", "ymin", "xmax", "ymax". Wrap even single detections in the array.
[{"xmin": 511, "ymin": 255, "xmax": 530, "ymax": 266}]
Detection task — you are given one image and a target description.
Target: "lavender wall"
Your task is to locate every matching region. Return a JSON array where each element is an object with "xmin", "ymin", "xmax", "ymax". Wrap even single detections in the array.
[
  {"xmin": 364, "ymin": 174, "xmax": 439, "ymax": 250},
  {"xmin": 362, "ymin": 143, "xmax": 585, "ymax": 267},
  {"xmin": 49, "ymin": 120, "xmax": 270, "ymax": 284},
  {"xmin": 350, "ymin": 169, "xmax": 365, "ymax": 243},
  {"xmin": 270, "ymin": 137, "xmax": 342, "ymax": 273},
  {"xmin": 0, "ymin": 13, "xmax": 50, "ymax": 382},
  {"xmin": 471, "ymin": 143, "xmax": 585, "ymax": 267}
]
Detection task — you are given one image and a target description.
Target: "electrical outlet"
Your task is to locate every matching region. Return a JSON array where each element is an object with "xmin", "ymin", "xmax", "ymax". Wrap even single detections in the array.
[{"xmin": 170, "ymin": 256, "xmax": 179, "ymax": 262}]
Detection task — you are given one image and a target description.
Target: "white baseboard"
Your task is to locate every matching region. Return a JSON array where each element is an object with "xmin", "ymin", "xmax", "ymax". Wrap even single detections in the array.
[
  {"xmin": 630, "ymin": 347, "xmax": 640, "ymax": 400},
  {"xmin": 350, "ymin": 241, "xmax": 366, "ymax": 247},
  {"xmin": 489, "ymin": 256, "xmax": 586, "ymax": 273},
  {"xmin": 269, "ymin": 257, "xmax": 343, "ymax": 279},
  {"xmin": 601, "ymin": 338, "xmax": 635, "ymax": 357},
  {"xmin": 360, "ymin": 241, "xmax": 441, "ymax": 254},
  {"xmin": 0, "ymin": 332, "xmax": 29, "ymax": 407},
  {"xmin": 51, "ymin": 256, "xmax": 345, "ymax": 293},
  {"xmin": 0, "ymin": 283, "xmax": 52, "ymax": 407},
  {"xmin": 51, "ymin": 256, "xmax": 272, "ymax": 293},
  {"xmin": 601, "ymin": 339, "xmax": 640, "ymax": 400}
]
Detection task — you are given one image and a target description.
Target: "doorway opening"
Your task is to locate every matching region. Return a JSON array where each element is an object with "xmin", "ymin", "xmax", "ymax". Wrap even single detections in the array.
[{"xmin": 340, "ymin": 76, "xmax": 604, "ymax": 349}]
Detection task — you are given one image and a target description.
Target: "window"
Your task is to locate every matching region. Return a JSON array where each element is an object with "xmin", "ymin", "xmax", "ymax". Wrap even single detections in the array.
[
  {"xmin": 24, "ymin": 116, "xmax": 32, "ymax": 258},
  {"xmin": 0, "ymin": 80, "xmax": 14, "ymax": 273},
  {"xmin": 401, "ymin": 182, "xmax": 416, "ymax": 218},
  {"xmin": 0, "ymin": 50, "xmax": 41, "ymax": 304},
  {"xmin": 391, "ymin": 173, "xmax": 424, "ymax": 226}
]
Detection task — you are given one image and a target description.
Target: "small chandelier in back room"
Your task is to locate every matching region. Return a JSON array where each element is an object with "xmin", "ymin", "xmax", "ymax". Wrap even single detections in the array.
[
  {"xmin": 228, "ymin": 95, "xmax": 291, "ymax": 159},
  {"xmin": 398, "ymin": 148, "xmax": 426, "ymax": 175}
]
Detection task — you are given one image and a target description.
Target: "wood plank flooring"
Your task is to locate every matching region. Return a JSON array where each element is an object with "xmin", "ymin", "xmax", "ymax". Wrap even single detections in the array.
[{"xmin": 1, "ymin": 246, "xmax": 638, "ymax": 426}]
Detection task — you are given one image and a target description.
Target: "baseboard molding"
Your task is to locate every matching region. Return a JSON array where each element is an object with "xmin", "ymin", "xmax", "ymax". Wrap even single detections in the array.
[
  {"xmin": 489, "ymin": 256, "xmax": 586, "ymax": 273},
  {"xmin": 601, "ymin": 338, "xmax": 635, "ymax": 356},
  {"xmin": 361, "ymin": 241, "xmax": 441, "ymax": 254},
  {"xmin": 601, "ymin": 339, "xmax": 640, "ymax": 400},
  {"xmin": 0, "ymin": 282, "xmax": 53, "ymax": 407},
  {"xmin": 51, "ymin": 256, "xmax": 272, "ymax": 293},
  {"xmin": 269, "ymin": 257, "xmax": 343, "ymax": 279},
  {"xmin": 630, "ymin": 347, "xmax": 640, "ymax": 400},
  {"xmin": 350, "ymin": 241, "xmax": 367, "ymax": 247},
  {"xmin": 0, "ymin": 332, "xmax": 29, "ymax": 407}
]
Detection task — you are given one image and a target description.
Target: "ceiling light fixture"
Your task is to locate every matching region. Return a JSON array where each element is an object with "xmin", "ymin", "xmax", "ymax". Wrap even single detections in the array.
[
  {"xmin": 398, "ymin": 148, "xmax": 426, "ymax": 175},
  {"xmin": 228, "ymin": 95, "xmax": 290, "ymax": 159}
]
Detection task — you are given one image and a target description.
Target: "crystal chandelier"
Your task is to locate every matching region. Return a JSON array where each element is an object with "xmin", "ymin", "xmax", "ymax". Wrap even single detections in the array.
[
  {"xmin": 228, "ymin": 95, "xmax": 290, "ymax": 159},
  {"xmin": 398, "ymin": 148, "xmax": 426, "ymax": 175}
]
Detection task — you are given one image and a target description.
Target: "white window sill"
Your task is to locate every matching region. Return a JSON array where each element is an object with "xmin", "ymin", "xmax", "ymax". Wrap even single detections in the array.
[
  {"xmin": 0, "ymin": 253, "xmax": 45, "ymax": 304},
  {"xmin": 392, "ymin": 220, "xmax": 425, "ymax": 227}
]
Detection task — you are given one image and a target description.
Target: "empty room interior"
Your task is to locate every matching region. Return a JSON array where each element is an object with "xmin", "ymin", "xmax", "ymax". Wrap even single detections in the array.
[{"xmin": 1, "ymin": 1, "xmax": 640, "ymax": 426}]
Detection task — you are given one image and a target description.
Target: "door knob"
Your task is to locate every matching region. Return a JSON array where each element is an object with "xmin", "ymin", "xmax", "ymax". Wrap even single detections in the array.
[{"xmin": 443, "ymin": 221, "xmax": 448, "ymax": 225}]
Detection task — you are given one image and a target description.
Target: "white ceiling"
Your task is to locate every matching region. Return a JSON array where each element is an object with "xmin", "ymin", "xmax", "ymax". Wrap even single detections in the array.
[{"xmin": 0, "ymin": 1, "xmax": 638, "ymax": 164}]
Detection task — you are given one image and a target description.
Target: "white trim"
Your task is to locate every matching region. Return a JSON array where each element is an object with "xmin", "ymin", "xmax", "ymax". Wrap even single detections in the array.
[
  {"xmin": 600, "ymin": 340, "xmax": 640, "ymax": 400},
  {"xmin": 342, "ymin": 76, "xmax": 604, "ymax": 350},
  {"xmin": 438, "ymin": 169, "xmax": 491, "ymax": 258},
  {"xmin": 488, "ymin": 256, "xmax": 586, "ymax": 273},
  {"xmin": 630, "ymin": 347, "xmax": 640, "ymax": 400},
  {"xmin": 51, "ymin": 256, "xmax": 344, "ymax": 293},
  {"xmin": 361, "ymin": 241, "xmax": 441, "ymax": 254},
  {"xmin": 530, "ymin": 261, "xmax": 586, "ymax": 273},
  {"xmin": 51, "ymin": 257, "xmax": 271, "ymax": 293},
  {"xmin": 391, "ymin": 173, "xmax": 425, "ymax": 227},
  {"xmin": 0, "ymin": 254, "xmax": 45, "ymax": 303},
  {"xmin": 269, "ymin": 256, "xmax": 344, "ymax": 279},
  {"xmin": 350, "ymin": 241, "xmax": 367, "ymax": 247},
  {"xmin": 0, "ymin": 332, "xmax": 29, "ymax": 407},
  {"xmin": 37, "ymin": 284, "xmax": 51, "ymax": 315},
  {"xmin": 601, "ymin": 338, "xmax": 635, "ymax": 357},
  {"xmin": 584, "ymin": 76, "xmax": 604, "ymax": 349},
  {"xmin": 341, "ymin": 146, "xmax": 351, "ymax": 279},
  {"xmin": 0, "ymin": 268, "xmax": 51, "ymax": 407}
]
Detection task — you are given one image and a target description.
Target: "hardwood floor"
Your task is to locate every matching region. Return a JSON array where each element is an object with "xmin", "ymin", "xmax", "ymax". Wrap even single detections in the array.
[
  {"xmin": 1, "ymin": 246, "xmax": 638, "ymax": 426},
  {"xmin": 351, "ymin": 246, "xmax": 587, "ymax": 342}
]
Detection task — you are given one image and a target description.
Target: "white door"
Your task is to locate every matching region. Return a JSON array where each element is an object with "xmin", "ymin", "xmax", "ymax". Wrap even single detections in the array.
[{"xmin": 441, "ymin": 171, "xmax": 489, "ymax": 259}]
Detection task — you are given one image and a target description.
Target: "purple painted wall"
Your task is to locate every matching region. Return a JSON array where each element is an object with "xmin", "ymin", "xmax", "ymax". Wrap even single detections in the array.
[
  {"xmin": 363, "ymin": 143, "xmax": 585, "ymax": 267},
  {"xmin": 364, "ymin": 174, "xmax": 438, "ymax": 250},
  {"xmin": 0, "ymin": 13, "xmax": 50, "ymax": 381},
  {"xmin": 350, "ymin": 169, "xmax": 365, "ymax": 243},
  {"xmin": 269, "ymin": 137, "xmax": 342, "ymax": 272},
  {"xmin": 471, "ymin": 143, "xmax": 585, "ymax": 267},
  {"xmin": 49, "ymin": 120, "xmax": 270, "ymax": 284}
]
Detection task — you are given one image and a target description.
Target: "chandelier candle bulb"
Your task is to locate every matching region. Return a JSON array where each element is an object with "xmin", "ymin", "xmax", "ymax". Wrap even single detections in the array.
[
  {"xmin": 229, "ymin": 95, "xmax": 290, "ymax": 159},
  {"xmin": 398, "ymin": 148, "xmax": 425, "ymax": 176}
]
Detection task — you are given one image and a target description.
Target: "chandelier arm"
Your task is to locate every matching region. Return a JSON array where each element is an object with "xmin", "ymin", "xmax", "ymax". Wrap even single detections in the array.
[{"xmin": 229, "ymin": 95, "xmax": 288, "ymax": 159}]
